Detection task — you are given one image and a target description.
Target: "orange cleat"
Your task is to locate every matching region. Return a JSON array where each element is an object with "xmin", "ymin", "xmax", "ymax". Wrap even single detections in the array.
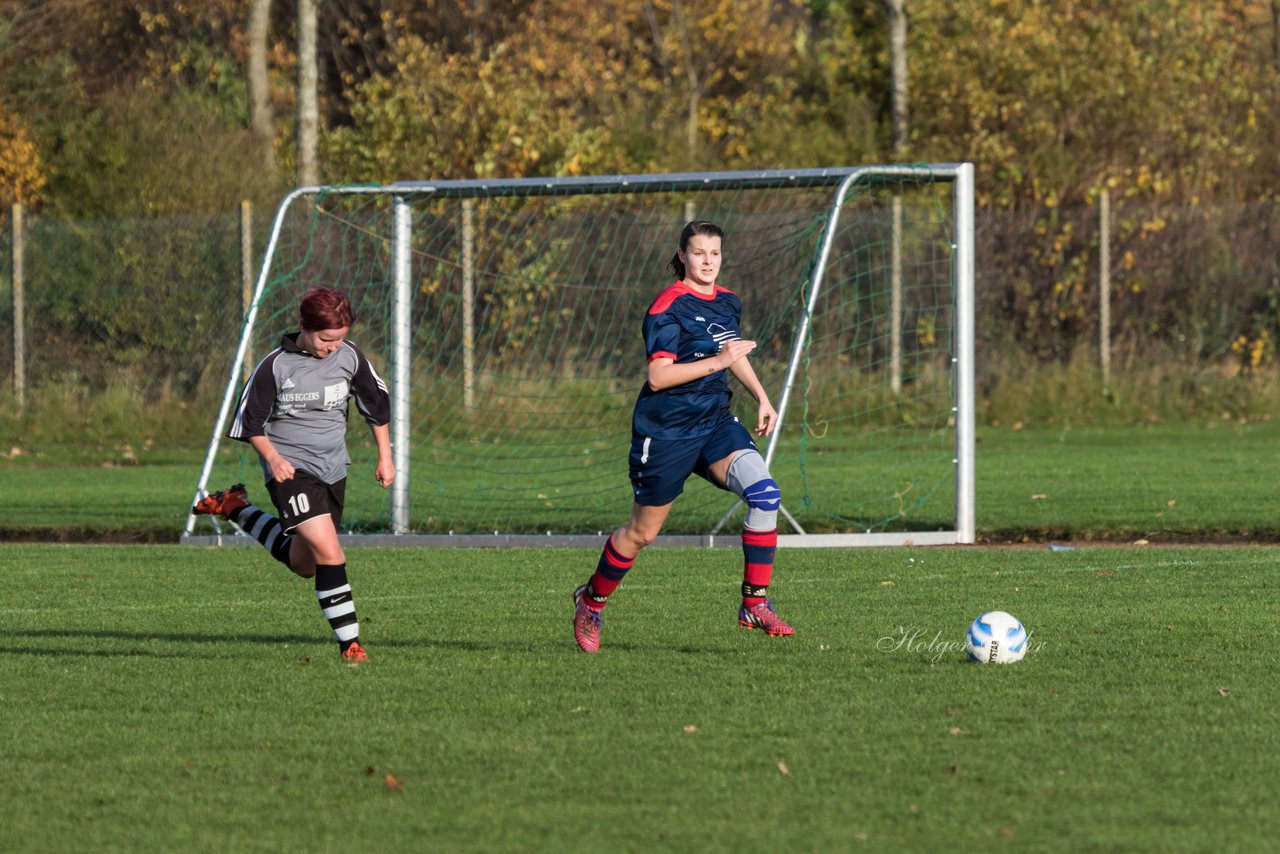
[
  {"xmin": 192, "ymin": 483, "xmax": 249, "ymax": 519},
  {"xmin": 341, "ymin": 641, "xmax": 368, "ymax": 663}
]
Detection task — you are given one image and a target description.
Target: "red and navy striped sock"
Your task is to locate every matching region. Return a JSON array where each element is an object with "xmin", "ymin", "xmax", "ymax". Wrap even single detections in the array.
[
  {"xmin": 582, "ymin": 536, "xmax": 635, "ymax": 612},
  {"xmin": 741, "ymin": 527, "xmax": 778, "ymax": 607}
]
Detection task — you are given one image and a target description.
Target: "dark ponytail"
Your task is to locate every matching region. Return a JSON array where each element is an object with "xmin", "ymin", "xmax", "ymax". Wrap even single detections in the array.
[{"xmin": 667, "ymin": 220, "xmax": 725, "ymax": 280}]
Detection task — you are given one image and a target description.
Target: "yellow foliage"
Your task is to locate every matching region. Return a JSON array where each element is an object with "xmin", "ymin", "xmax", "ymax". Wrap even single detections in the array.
[
  {"xmin": 1231, "ymin": 332, "xmax": 1272, "ymax": 373},
  {"xmin": 908, "ymin": 0, "xmax": 1277, "ymax": 206},
  {"xmin": 0, "ymin": 114, "xmax": 47, "ymax": 209}
]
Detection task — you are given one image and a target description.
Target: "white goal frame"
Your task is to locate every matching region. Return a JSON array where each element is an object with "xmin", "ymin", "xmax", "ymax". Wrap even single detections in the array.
[{"xmin": 182, "ymin": 164, "xmax": 975, "ymax": 548}]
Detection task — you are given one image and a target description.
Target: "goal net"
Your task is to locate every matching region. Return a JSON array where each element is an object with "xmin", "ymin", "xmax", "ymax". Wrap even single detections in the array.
[{"xmin": 184, "ymin": 165, "xmax": 974, "ymax": 547}]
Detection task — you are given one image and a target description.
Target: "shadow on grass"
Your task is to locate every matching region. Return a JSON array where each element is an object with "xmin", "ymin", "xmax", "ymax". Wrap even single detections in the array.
[
  {"xmin": 3, "ymin": 628, "xmax": 407, "ymax": 659},
  {"xmin": 3, "ymin": 628, "xmax": 590, "ymax": 657}
]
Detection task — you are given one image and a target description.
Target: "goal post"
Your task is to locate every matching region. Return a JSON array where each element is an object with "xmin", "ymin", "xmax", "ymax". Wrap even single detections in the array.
[{"xmin": 183, "ymin": 164, "xmax": 975, "ymax": 548}]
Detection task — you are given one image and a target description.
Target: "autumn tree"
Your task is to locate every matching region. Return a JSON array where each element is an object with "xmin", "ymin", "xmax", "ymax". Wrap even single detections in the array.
[
  {"xmin": 907, "ymin": 0, "xmax": 1278, "ymax": 207},
  {"xmin": 323, "ymin": 0, "xmax": 825, "ymax": 181}
]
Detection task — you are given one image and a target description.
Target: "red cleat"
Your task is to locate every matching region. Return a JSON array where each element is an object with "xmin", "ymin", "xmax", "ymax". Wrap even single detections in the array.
[
  {"xmin": 739, "ymin": 600, "xmax": 795, "ymax": 637},
  {"xmin": 573, "ymin": 584, "xmax": 603, "ymax": 653}
]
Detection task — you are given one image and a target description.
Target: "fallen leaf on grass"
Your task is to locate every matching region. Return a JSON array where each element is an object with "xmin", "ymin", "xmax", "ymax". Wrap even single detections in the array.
[
  {"xmin": 1096, "ymin": 570, "xmax": 1115, "ymax": 578},
  {"xmin": 777, "ymin": 761, "xmax": 792, "ymax": 777},
  {"xmin": 384, "ymin": 773, "xmax": 405, "ymax": 790},
  {"xmin": 948, "ymin": 727, "xmax": 963, "ymax": 736},
  {"xmin": 682, "ymin": 724, "xmax": 697, "ymax": 733},
  {"xmin": 1030, "ymin": 493, "xmax": 1047, "ymax": 501}
]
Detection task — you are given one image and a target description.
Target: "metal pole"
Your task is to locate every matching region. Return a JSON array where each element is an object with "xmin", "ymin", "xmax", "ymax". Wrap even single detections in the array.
[
  {"xmin": 11, "ymin": 203, "xmax": 24, "ymax": 411},
  {"xmin": 712, "ymin": 171, "xmax": 868, "ymax": 535},
  {"xmin": 240, "ymin": 200, "xmax": 254, "ymax": 381},
  {"xmin": 1099, "ymin": 189, "xmax": 1112, "ymax": 390},
  {"xmin": 185, "ymin": 186, "xmax": 313, "ymax": 537},
  {"xmin": 765, "ymin": 171, "xmax": 865, "ymax": 468},
  {"xmin": 952, "ymin": 163, "xmax": 977, "ymax": 544},
  {"xmin": 391, "ymin": 197, "xmax": 412, "ymax": 534},
  {"xmin": 891, "ymin": 195, "xmax": 903, "ymax": 394},
  {"xmin": 462, "ymin": 199, "xmax": 475, "ymax": 410}
]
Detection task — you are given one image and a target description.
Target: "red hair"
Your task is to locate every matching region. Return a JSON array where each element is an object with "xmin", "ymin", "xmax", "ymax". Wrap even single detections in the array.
[{"xmin": 299, "ymin": 286, "xmax": 354, "ymax": 331}]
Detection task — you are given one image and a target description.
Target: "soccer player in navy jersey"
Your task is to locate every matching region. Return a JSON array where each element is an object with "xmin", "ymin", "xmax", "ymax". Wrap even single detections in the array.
[
  {"xmin": 193, "ymin": 286, "xmax": 394, "ymax": 663},
  {"xmin": 572, "ymin": 220, "xmax": 795, "ymax": 653}
]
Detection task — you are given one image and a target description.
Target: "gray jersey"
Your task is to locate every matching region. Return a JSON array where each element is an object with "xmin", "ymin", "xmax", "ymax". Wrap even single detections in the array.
[{"xmin": 228, "ymin": 333, "xmax": 391, "ymax": 485}]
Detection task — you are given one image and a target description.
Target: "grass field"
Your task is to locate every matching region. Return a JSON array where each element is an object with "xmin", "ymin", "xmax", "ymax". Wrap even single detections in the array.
[
  {"xmin": 2, "ymin": 420, "xmax": 1278, "ymax": 850},
  {"xmin": 2, "ymin": 419, "xmax": 1279, "ymax": 542},
  {"xmin": 1, "ymin": 543, "xmax": 1276, "ymax": 851}
]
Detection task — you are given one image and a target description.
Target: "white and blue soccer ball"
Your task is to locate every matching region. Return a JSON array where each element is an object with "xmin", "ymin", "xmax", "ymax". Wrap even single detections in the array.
[{"xmin": 964, "ymin": 611, "xmax": 1029, "ymax": 664}]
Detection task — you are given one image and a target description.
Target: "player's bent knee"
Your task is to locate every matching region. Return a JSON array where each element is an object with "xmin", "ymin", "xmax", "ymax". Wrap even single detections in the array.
[
  {"xmin": 742, "ymin": 490, "xmax": 778, "ymax": 530},
  {"xmin": 726, "ymin": 450, "xmax": 781, "ymax": 530}
]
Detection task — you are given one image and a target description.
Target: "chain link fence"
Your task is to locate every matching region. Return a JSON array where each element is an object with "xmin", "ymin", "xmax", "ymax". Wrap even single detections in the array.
[
  {"xmin": 1, "ymin": 210, "xmax": 250, "ymax": 407},
  {"xmin": 2, "ymin": 198, "xmax": 1278, "ymax": 417}
]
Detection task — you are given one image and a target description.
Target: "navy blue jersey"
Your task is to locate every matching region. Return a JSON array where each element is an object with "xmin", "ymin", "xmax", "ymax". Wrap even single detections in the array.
[{"xmin": 632, "ymin": 281, "xmax": 743, "ymax": 440}]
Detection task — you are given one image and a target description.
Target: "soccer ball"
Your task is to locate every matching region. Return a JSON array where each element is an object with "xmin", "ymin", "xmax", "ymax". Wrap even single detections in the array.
[{"xmin": 964, "ymin": 611, "xmax": 1028, "ymax": 664}]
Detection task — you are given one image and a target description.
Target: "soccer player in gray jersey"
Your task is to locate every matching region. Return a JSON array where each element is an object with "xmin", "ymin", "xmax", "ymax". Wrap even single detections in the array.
[{"xmin": 193, "ymin": 286, "xmax": 394, "ymax": 663}]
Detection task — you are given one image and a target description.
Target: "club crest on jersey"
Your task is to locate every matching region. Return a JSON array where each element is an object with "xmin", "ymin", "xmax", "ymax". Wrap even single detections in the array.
[
  {"xmin": 323, "ymin": 380, "xmax": 349, "ymax": 410},
  {"xmin": 707, "ymin": 323, "xmax": 739, "ymax": 347}
]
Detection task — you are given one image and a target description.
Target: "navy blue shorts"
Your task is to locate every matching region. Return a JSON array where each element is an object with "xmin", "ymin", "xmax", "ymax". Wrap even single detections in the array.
[{"xmin": 629, "ymin": 414, "xmax": 758, "ymax": 507}]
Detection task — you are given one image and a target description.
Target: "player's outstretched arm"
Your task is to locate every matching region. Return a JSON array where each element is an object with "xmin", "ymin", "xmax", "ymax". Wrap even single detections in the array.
[{"xmin": 728, "ymin": 356, "xmax": 777, "ymax": 436}]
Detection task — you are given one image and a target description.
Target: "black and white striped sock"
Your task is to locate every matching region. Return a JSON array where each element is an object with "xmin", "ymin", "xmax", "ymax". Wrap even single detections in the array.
[
  {"xmin": 315, "ymin": 563, "xmax": 359, "ymax": 651},
  {"xmin": 229, "ymin": 505, "xmax": 294, "ymax": 567}
]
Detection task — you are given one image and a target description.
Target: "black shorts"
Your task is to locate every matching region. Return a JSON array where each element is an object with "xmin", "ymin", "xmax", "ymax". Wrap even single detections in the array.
[
  {"xmin": 629, "ymin": 414, "xmax": 757, "ymax": 507},
  {"xmin": 266, "ymin": 470, "xmax": 346, "ymax": 534}
]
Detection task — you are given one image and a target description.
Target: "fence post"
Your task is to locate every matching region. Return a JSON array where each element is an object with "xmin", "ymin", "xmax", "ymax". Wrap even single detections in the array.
[
  {"xmin": 1099, "ymin": 189, "xmax": 1111, "ymax": 390},
  {"xmin": 890, "ymin": 194, "xmax": 903, "ymax": 394},
  {"xmin": 11, "ymin": 203, "xmax": 25, "ymax": 411},
  {"xmin": 462, "ymin": 199, "xmax": 475, "ymax": 410}
]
